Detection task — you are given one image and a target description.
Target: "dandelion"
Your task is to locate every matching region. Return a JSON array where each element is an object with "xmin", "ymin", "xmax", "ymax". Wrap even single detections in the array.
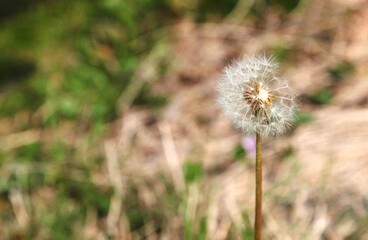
[
  {"xmin": 217, "ymin": 55, "xmax": 298, "ymax": 136},
  {"xmin": 217, "ymin": 55, "xmax": 298, "ymax": 240}
]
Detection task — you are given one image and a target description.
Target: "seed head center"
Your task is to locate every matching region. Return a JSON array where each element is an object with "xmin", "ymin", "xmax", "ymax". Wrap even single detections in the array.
[
  {"xmin": 258, "ymin": 89, "xmax": 269, "ymax": 101},
  {"xmin": 243, "ymin": 83, "xmax": 276, "ymax": 111}
]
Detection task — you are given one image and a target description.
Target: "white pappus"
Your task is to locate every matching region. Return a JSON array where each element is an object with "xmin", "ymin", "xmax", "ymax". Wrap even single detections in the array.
[{"xmin": 217, "ymin": 55, "xmax": 298, "ymax": 136}]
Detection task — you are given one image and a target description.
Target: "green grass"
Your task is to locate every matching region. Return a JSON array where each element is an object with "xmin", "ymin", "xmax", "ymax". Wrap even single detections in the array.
[
  {"xmin": 0, "ymin": 0, "xmax": 238, "ymax": 237},
  {"xmin": 0, "ymin": 0, "xmax": 179, "ymax": 238}
]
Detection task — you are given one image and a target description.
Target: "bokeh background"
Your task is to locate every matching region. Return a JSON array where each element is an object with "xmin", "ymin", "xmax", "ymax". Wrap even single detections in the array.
[{"xmin": 1, "ymin": 0, "xmax": 368, "ymax": 239}]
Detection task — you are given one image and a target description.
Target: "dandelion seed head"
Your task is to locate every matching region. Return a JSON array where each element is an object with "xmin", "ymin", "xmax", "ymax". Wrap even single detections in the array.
[{"xmin": 217, "ymin": 55, "xmax": 298, "ymax": 136}]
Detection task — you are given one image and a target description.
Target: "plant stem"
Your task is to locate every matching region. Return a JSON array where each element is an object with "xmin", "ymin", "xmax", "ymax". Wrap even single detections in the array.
[{"xmin": 255, "ymin": 132, "xmax": 262, "ymax": 240}]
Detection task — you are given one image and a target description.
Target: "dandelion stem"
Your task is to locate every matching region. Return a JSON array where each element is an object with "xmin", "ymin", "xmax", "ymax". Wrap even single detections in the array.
[{"xmin": 255, "ymin": 131, "xmax": 262, "ymax": 240}]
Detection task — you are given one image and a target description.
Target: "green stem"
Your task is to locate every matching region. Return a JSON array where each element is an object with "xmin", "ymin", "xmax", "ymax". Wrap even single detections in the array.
[{"xmin": 255, "ymin": 132, "xmax": 262, "ymax": 240}]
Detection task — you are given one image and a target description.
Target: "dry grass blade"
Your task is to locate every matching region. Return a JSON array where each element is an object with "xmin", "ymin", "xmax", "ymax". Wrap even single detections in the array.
[
  {"xmin": 158, "ymin": 121, "xmax": 185, "ymax": 193},
  {"xmin": 0, "ymin": 129, "xmax": 41, "ymax": 150},
  {"xmin": 105, "ymin": 139, "xmax": 125, "ymax": 237},
  {"xmin": 9, "ymin": 189, "xmax": 29, "ymax": 229}
]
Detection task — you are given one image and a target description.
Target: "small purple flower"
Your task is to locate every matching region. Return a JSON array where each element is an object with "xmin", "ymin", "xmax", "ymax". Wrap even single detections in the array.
[{"xmin": 242, "ymin": 136, "xmax": 256, "ymax": 159}]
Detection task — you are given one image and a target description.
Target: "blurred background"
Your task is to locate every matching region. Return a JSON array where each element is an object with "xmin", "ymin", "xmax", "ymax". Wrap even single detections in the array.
[{"xmin": 0, "ymin": 0, "xmax": 368, "ymax": 239}]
